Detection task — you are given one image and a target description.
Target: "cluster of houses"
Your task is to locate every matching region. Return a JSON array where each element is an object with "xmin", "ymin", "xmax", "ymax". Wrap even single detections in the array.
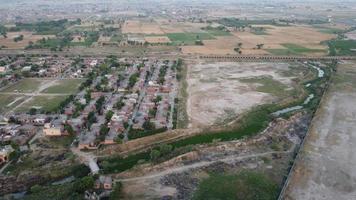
[
  {"xmin": 73, "ymin": 59, "xmax": 178, "ymax": 150},
  {"xmin": 0, "ymin": 57, "xmax": 178, "ymax": 160}
]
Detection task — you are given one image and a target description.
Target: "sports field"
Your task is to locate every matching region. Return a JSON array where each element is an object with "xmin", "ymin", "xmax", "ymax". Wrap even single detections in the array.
[{"xmin": 0, "ymin": 78, "xmax": 83, "ymax": 114}]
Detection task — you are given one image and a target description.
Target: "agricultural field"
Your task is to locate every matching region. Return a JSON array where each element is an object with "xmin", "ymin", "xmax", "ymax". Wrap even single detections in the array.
[
  {"xmin": 0, "ymin": 78, "xmax": 83, "ymax": 114},
  {"xmin": 0, "ymin": 31, "xmax": 55, "ymax": 49},
  {"xmin": 180, "ymin": 23, "xmax": 335, "ymax": 55},
  {"xmin": 122, "ymin": 20, "xmax": 165, "ymax": 35},
  {"xmin": 328, "ymin": 39, "xmax": 356, "ymax": 56},
  {"xmin": 231, "ymin": 25, "xmax": 334, "ymax": 56},
  {"xmin": 167, "ymin": 32, "xmax": 215, "ymax": 45}
]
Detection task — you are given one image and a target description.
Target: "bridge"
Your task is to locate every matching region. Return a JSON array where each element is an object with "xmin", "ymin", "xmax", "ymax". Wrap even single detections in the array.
[{"xmin": 199, "ymin": 55, "xmax": 356, "ymax": 61}]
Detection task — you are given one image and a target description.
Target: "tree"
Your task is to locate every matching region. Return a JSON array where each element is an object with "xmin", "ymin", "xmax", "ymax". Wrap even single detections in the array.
[
  {"xmin": 153, "ymin": 95, "xmax": 162, "ymax": 103},
  {"xmin": 105, "ymin": 110, "xmax": 114, "ymax": 122},
  {"xmin": 256, "ymin": 44, "xmax": 264, "ymax": 49},
  {"xmin": 87, "ymin": 111, "xmax": 97, "ymax": 129},
  {"xmin": 64, "ymin": 124, "xmax": 75, "ymax": 135},
  {"xmin": 95, "ymin": 96, "xmax": 105, "ymax": 113},
  {"xmin": 150, "ymin": 149, "xmax": 161, "ymax": 161},
  {"xmin": 73, "ymin": 176, "xmax": 94, "ymax": 193},
  {"xmin": 29, "ymin": 108, "xmax": 37, "ymax": 115}
]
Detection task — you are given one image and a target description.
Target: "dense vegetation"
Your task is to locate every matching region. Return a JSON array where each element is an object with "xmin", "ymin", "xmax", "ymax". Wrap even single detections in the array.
[
  {"xmin": 12, "ymin": 19, "xmax": 80, "ymax": 35},
  {"xmin": 218, "ymin": 18, "xmax": 284, "ymax": 28}
]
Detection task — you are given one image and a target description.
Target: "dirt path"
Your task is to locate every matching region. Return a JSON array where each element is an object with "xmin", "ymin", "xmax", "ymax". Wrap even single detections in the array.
[
  {"xmin": 116, "ymin": 149, "xmax": 291, "ymax": 182},
  {"xmin": 71, "ymin": 147, "xmax": 100, "ymax": 174}
]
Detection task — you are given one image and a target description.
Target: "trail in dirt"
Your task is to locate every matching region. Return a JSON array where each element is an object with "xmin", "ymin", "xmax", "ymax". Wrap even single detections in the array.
[{"xmin": 116, "ymin": 149, "xmax": 291, "ymax": 182}]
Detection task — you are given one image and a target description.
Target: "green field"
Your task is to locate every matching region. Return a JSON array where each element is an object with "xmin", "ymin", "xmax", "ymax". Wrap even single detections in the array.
[
  {"xmin": 265, "ymin": 49, "xmax": 295, "ymax": 55},
  {"xmin": 282, "ymin": 43, "xmax": 326, "ymax": 53},
  {"xmin": 328, "ymin": 39, "xmax": 356, "ymax": 56},
  {"xmin": 15, "ymin": 95, "xmax": 69, "ymax": 113},
  {"xmin": 0, "ymin": 79, "xmax": 43, "ymax": 93},
  {"xmin": 266, "ymin": 43, "xmax": 326, "ymax": 55},
  {"xmin": 42, "ymin": 79, "xmax": 83, "ymax": 94},
  {"xmin": 167, "ymin": 32, "xmax": 215, "ymax": 45}
]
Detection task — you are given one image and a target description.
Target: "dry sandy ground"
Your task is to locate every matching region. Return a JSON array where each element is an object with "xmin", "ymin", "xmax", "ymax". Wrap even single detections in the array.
[
  {"xmin": 284, "ymin": 61, "xmax": 356, "ymax": 200},
  {"xmin": 144, "ymin": 36, "xmax": 171, "ymax": 44},
  {"xmin": 123, "ymin": 19, "xmax": 208, "ymax": 35},
  {"xmin": 186, "ymin": 62, "xmax": 295, "ymax": 128},
  {"xmin": 0, "ymin": 31, "xmax": 55, "ymax": 49},
  {"xmin": 122, "ymin": 20, "xmax": 165, "ymax": 34},
  {"xmin": 232, "ymin": 25, "xmax": 334, "ymax": 50}
]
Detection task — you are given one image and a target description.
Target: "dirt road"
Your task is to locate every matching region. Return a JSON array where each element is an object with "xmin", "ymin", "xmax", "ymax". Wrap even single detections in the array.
[{"xmin": 116, "ymin": 149, "xmax": 292, "ymax": 183}]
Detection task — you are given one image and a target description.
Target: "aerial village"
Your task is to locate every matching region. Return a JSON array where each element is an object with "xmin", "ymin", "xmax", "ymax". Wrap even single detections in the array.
[{"xmin": 0, "ymin": 55, "xmax": 179, "ymax": 167}]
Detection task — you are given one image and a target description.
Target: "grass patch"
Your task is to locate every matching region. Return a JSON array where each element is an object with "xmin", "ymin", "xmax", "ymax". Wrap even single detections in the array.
[
  {"xmin": 23, "ymin": 183, "xmax": 83, "ymax": 200},
  {"xmin": 239, "ymin": 76, "xmax": 288, "ymax": 97},
  {"xmin": 205, "ymin": 29, "xmax": 231, "ymax": 36},
  {"xmin": 193, "ymin": 171, "xmax": 279, "ymax": 200},
  {"xmin": 0, "ymin": 79, "xmax": 42, "ymax": 93},
  {"xmin": 99, "ymin": 152, "xmax": 150, "ymax": 174},
  {"xmin": 282, "ymin": 43, "xmax": 326, "ymax": 54},
  {"xmin": 0, "ymin": 94, "xmax": 23, "ymax": 113},
  {"xmin": 266, "ymin": 49, "xmax": 296, "ymax": 56},
  {"xmin": 15, "ymin": 95, "xmax": 68, "ymax": 113},
  {"xmin": 42, "ymin": 79, "xmax": 83, "ymax": 94},
  {"xmin": 167, "ymin": 32, "xmax": 215, "ymax": 45},
  {"xmin": 110, "ymin": 34, "xmax": 124, "ymax": 42}
]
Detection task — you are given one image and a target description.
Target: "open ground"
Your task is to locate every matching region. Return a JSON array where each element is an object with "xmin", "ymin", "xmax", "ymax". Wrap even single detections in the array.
[
  {"xmin": 186, "ymin": 61, "xmax": 309, "ymax": 128},
  {"xmin": 0, "ymin": 31, "xmax": 55, "ymax": 49},
  {"xmin": 283, "ymin": 60, "xmax": 356, "ymax": 200}
]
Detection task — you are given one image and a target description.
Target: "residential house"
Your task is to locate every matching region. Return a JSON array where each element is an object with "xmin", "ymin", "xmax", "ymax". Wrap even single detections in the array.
[
  {"xmin": 94, "ymin": 176, "xmax": 113, "ymax": 190},
  {"xmin": 0, "ymin": 145, "xmax": 14, "ymax": 165}
]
